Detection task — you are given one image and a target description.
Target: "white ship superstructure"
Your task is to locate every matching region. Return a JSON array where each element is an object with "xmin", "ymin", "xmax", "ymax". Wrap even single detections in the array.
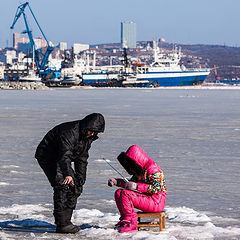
[{"xmin": 135, "ymin": 44, "xmax": 210, "ymax": 86}]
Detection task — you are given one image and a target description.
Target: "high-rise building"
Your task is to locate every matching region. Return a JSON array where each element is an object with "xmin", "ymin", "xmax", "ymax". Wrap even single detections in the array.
[
  {"xmin": 13, "ymin": 33, "xmax": 29, "ymax": 49},
  {"xmin": 13, "ymin": 33, "xmax": 47, "ymax": 50},
  {"xmin": 121, "ymin": 21, "xmax": 136, "ymax": 49}
]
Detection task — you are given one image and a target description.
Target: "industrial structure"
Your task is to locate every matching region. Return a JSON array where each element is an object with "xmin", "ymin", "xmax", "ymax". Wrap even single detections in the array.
[{"xmin": 10, "ymin": 2, "xmax": 61, "ymax": 81}]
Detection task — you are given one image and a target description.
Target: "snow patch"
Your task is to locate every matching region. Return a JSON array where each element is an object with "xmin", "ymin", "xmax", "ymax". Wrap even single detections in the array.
[
  {"xmin": 1, "ymin": 165, "xmax": 20, "ymax": 169},
  {"xmin": 0, "ymin": 182, "xmax": 10, "ymax": 186},
  {"xmin": 0, "ymin": 204, "xmax": 50, "ymax": 219},
  {"xmin": 0, "ymin": 232, "xmax": 14, "ymax": 240},
  {"xmin": 165, "ymin": 206, "xmax": 211, "ymax": 224},
  {"xmin": 94, "ymin": 159, "xmax": 111, "ymax": 162},
  {"xmin": 73, "ymin": 208, "xmax": 118, "ymax": 228},
  {"xmin": 102, "ymin": 199, "xmax": 116, "ymax": 205},
  {"xmin": 167, "ymin": 221, "xmax": 240, "ymax": 240}
]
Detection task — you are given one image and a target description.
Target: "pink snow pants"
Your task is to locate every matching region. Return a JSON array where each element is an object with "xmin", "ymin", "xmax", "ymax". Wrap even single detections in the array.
[{"xmin": 115, "ymin": 189, "xmax": 166, "ymax": 222}]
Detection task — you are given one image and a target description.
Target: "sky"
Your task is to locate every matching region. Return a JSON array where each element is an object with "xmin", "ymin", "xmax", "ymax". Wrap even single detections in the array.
[{"xmin": 0, "ymin": 0, "xmax": 240, "ymax": 48}]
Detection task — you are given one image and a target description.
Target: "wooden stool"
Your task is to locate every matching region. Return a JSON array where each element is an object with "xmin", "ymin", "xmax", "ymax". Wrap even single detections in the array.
[{"xmin": 137, "ymin": 211, "xmax": 165, "ymax": 231}]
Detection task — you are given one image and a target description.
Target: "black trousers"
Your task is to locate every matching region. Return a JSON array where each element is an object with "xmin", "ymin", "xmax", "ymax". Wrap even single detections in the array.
[
  {"xmin": 53, "ymin": 183, "xmax": 82, "ymax": 212},
  {"xmin": 37, "ymin": 159, "xmax": 82, "ymax": 212}
]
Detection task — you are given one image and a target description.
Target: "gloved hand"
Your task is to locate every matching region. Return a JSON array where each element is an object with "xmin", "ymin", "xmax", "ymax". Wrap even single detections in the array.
[
  {"xmin": 108, "ymin": 178, "xmax": 117, "ymax": 187},
  {"xmin": 124, "ymin": 181, "xmax": 138, "ymax": 190}
]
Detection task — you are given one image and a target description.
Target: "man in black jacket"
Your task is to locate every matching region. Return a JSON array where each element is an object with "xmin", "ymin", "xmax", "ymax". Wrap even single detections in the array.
[{"xmin": 35, "ymin": 113, "xmax": 105, "ymax": 233}]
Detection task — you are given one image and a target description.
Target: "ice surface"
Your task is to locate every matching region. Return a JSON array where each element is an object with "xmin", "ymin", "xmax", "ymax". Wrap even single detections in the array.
[{"xmin": 0, "ymin": 88, "xmax": 240, "ymax": 239}]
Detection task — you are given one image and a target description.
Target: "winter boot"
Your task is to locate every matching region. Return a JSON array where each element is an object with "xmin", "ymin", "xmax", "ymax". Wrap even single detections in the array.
[
  {"xmin": 54, "ymin": 209, "xmax": 80, "ymax": 234},
  {"xmin": 118, "ymin": 217, "xmax": 138, "ymax": 233},
  {"xmin": 114, "ymin": 215, "xmax": 126, "ymax": 229},
  {"xmin": 114, "ymin": 213, "xmax": 125, "ymax": 229}
]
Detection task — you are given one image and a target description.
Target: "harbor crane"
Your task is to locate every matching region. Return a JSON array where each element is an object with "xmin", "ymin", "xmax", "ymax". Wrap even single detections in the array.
[{"xmin": 10, "ymin": 2, "xmax": 61, "ymax": 81}]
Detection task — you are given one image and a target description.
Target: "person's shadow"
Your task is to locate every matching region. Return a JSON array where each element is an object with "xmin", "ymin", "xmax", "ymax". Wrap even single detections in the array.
[
  {"xmin": 0, "ymin": 219, "xmax": 101, "ymax": 234},
  {"xmin": 0, "ymin": 218, "xmax": 55, "ymax": 233}
]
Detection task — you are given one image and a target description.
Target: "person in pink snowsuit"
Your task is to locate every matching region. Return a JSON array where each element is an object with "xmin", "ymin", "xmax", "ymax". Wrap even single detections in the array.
[{"xmin": 108, "ymin": 145, "xmax": 167, "ymax": 233}]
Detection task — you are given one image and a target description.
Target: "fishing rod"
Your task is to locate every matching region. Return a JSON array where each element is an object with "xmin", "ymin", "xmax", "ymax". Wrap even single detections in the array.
[{"xmin": 102, "ymin": 158, "xmax": 128, "ymax": 182}]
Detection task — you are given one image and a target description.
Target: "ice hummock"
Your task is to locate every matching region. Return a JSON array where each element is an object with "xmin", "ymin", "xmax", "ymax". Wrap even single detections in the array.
[{"xmin": 0, "ymin": 204, "xmax": 240, "ymax": 240}]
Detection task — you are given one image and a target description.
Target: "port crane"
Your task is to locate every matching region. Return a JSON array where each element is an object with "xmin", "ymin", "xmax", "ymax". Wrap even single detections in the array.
[{"xmin": 10, "ymin": 2, "xmax": 61, "ymax": 81}]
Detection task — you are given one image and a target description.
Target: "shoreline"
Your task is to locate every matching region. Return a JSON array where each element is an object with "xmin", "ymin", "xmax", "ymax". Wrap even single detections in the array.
[
  {"xmin": 1, "ymin": 81, "xmax": 240, "ymax": 90},
  {"xmin": 0, "ymin": 81, "xmax": 49, "ymax": 90}
]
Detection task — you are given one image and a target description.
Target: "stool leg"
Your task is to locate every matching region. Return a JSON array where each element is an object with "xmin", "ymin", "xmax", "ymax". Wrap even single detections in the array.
[
  {"xmin": 137, "ymin": 217, "xmax": 140, "ymax": 231},
  {"xmin": 159, "ymin": 215, "xmax": 162, "ymax": 231},
  {"xmin": 162, "ymin": 214, "xmax": 165, "ymax": 229}
]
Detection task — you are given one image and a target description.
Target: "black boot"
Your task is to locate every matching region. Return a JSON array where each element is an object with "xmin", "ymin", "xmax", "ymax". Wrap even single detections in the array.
[{"xmin": 54, "ymin": 209, "xmax": 80, "ymax": 234}]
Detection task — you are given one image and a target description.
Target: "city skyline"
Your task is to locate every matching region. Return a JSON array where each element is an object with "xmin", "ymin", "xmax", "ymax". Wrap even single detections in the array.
[{"xmin": 1, "ymin": 0, "xmax": 240, "ymax": 48}]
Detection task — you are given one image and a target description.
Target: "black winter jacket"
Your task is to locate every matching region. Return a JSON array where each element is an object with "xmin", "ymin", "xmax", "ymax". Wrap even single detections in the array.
[{"xmin": 35, "ymin": 113, "xmax": 105, "ymax": 186}]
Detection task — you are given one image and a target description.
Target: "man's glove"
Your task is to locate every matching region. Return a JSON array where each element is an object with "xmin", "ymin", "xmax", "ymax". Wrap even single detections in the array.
[
  {"xmin": 124, "ymin": 181, "xmax": 138, "ymax": 190},
  {"xmin": 108, "ymin": 178, "xmax": 117, "ymax": 187}
]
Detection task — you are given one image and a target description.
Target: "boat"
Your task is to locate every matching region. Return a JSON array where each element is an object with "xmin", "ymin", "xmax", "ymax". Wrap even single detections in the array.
[
  {"xmin": 60, "ymin": 74, "xmax": 81, "ymax": 86},
  {"xmin": 118, "ymin": 74, "xmax": 150, "ymax": 87},
  {"xmin": 60, "ymin": 55, "xmax": 85, "ymax": 86},
  {"xmin": 18, "ymin": 69, "xmax": 42, "ymax": 82},
  {"xmin": 81, "ymin": 66, "xmax": 123, "ymax": 85},
  {"xmin": 135, "ymin": 45, "xmax": 210, "ymax": 87},
  {"xmin": 16, "ymin": 47, "xmax": 42, "ymax": 83}
]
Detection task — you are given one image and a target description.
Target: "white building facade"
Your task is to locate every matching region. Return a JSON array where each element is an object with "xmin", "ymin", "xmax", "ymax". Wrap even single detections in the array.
[
  {"xmin": 121, "ymin": 21, "xmax": 136, "ymax": 49},
  {"xmin": 73, "ymin": 43, "xmax": 89, "ymax": 55}
]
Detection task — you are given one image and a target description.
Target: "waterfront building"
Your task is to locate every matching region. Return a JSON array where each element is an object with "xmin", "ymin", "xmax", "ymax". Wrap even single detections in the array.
[
  {"xmin": 59, "ymin": 42, "xmax": 67, "ymax": 51},
  {"xmin": 0, "ymin": 64, "xmax": 4, "ymax": 79},
  {"xmin": 73, "ymin": 43, "xmax": 89, "ymax": 55},
  {"xmin": 121, "ymin": 21, "xmax": 136, "ymax": 49},
  {"xmin": 0, "ymin": 50, "xmax": 17, "ymax": 64}
]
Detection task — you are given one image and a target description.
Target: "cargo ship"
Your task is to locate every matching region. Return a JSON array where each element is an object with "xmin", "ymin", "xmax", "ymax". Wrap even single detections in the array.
[
  {"xmin": 134, "ymin": 46, "xmax": 210, "ymax": 87},
  {"xmin": 81, "ymin": 46, "xmax": 209, "ymax": 87}
]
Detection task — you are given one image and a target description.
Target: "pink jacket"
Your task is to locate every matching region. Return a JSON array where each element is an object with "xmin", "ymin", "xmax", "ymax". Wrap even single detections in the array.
[{"xmin": 125, "ymin": 145, "xmax": 167, "ymax": 202}]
